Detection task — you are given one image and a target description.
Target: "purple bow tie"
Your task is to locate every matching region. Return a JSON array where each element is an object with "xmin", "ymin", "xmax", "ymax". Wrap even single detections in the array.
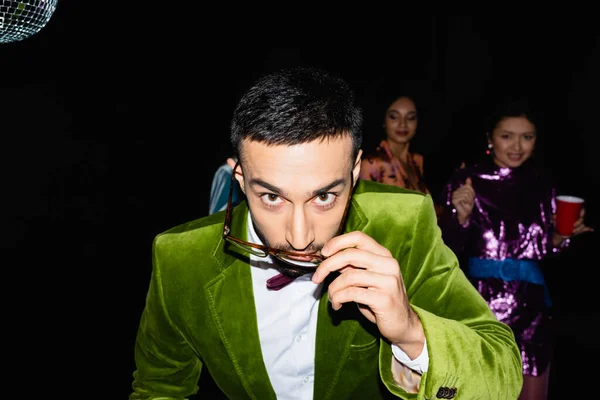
[
  {"xmin": 266, "ymin": 273, "xmax": 298, "ymax": 290},
  {"xmin": 266, "ymin": 262, "xmax": 315, "ymax": 290}
]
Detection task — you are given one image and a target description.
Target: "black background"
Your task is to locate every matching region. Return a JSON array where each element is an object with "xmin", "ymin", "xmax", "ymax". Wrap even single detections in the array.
[{"xmin": 2, "ymin": 4, "xmax": 599, "ymax": 398}]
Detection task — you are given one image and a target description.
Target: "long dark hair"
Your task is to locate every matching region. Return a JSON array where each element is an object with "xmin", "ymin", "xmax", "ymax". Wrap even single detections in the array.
[{"xmin": 371, "ymin": 86, "xmax": 431, "ymax": 155}]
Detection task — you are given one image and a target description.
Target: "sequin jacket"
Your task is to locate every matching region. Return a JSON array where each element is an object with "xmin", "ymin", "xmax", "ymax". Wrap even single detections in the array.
[{"xmin": 438, "ymin": 158, "xmax": 566, "ymax": 262}]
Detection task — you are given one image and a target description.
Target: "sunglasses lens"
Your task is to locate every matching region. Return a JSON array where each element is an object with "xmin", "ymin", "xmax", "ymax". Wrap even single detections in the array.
[{"xmin": 274, "ymin": 254, "xmax": 322, "ymax": 267}]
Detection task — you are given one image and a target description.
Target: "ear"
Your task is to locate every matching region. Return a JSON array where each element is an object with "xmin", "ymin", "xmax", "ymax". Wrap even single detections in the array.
[
  {"xmin": 486, "ymin": 132, "xmax": 492, "ymax": 146},
  {"xmin": 227, "ymin": 157, "xmax": 246, "ymax": 194},
  {"xmin": 352, "ymin": 149, "xmax": 363, "ymax": 187}
]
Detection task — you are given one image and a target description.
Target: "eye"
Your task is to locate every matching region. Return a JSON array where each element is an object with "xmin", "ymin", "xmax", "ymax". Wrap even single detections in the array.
[
  {"xmin": 314, "ymin": 193, "xmax": 336, "ymax": 207},
  {"xmin": 260, "ymin": 193, "xmax": 284, "ymax": 206},
  {"xmin": 387, "ymin": 112, "xmax": 399, "ymax": 120}
]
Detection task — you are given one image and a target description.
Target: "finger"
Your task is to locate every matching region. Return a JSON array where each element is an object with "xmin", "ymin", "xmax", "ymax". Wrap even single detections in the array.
[
  {"xmin": 453, "ymin": 191, "xmax": 474, "ymax": 204},
  {"xmin": 328, "ymin": 268, "xmax": 395, "ymax": 297},
  {"xmin": 573, "ymin": 225, "xmax": 595, "ymax": 235},
  {"xmin": 313, "ymin": 248, "xmax": 397, "ymax": 284},
  {"xmin": 462, "ymin": 185, "xmax": 475, "ymax": 198},
  {"xmin": 453, "ymin": 186, "xmax": 469, "ymax": 196},
  {"xmin": 324, "ymin": 248, "xmax": 397, "ymax": 276},
  {"xmin": 465, "ymin": 177, "xmax": 473, "ymax": 187},
  {"xmin": 458, "ymin": 194, "xmax": 475, "ymax": 205},
  {"xmin": 452, "ymin": 189, "xmax": 467, "ymax": 199},
  {"xmin": 321, "ymin": 231, "xmax": 392, "ymax": 258},
  {"xmin": 329, "ymin": 285, "xmax": 386, "ymax": 311},
  {"xmin": 456, "ymin": 195, "xmax": 474, "ymax": 206},
  {"xmin": 453, "ymin": 200, "xmax": 470, "ymax": 213},
  {"xmin": 460, "ymin": 201, "xmax": 474, "ymax": 211},
  {"xmin": 455, "ymin": 185, "xmax": 475, "ymax": 199}
]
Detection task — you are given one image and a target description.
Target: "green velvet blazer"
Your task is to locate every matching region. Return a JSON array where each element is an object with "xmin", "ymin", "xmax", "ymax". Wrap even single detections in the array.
[{"xmin": 130, "ymin": 180, "xmax": 522, "ymax": 400}]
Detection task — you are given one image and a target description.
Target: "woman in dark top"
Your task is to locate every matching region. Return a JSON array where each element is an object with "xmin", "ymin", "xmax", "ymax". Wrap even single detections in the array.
[{"xmin": 438, "ymin": 99, "xmax": 594, "ymax": 399}]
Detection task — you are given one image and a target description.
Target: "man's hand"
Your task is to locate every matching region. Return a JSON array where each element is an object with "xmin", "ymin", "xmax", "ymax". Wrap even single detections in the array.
[{"xmin": 312, "ymin": 231, "xmax": 424, "ymax": 359}]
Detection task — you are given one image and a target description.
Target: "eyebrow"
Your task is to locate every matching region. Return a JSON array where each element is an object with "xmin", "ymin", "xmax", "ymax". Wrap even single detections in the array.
[
  {"xmin": 248, "ymin": 178, "xmax": 347, "ymax": 198},
  {"xmin": 501, "ymin": 130, "xmax": 536, "ymax": 135},
  {"xmin": 388, "ymin": 110, "xmax": 417, "ymax": 116}
]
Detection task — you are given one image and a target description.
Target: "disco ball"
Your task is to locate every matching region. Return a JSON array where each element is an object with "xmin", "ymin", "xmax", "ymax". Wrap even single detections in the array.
[{"xmin": 0, "ymin": 0, "xmax": 58, "ymax": 44}]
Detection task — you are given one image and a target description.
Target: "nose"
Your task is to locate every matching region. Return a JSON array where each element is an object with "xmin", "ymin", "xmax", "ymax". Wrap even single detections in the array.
[
  {"xmin": 285, "ymin": 205, "xmax": 315, "ymax": 251},
  {"xmin": 514, "ymin": 137, "xmax": 523, "ymax": 151}
]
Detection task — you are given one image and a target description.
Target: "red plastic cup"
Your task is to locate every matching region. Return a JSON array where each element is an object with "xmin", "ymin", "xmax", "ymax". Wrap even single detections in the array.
[{"xmin": 555, "ymin": 195, "xmax": 584, "ymax": 236}]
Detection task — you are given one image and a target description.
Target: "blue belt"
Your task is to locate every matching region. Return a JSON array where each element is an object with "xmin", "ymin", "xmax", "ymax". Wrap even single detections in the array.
[{"xmin": 467, "ymin": 257, "xmax": 552, "ymax": 307}]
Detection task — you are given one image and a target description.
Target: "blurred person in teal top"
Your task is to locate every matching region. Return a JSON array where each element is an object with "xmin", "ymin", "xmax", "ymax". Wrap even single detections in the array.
[{"xmin": 209, "ymin": 156, "xmax": 242, "ymax": 215}]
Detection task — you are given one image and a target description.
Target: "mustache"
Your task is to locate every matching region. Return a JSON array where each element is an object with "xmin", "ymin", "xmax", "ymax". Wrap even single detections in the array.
[
  {"xmin": 252, "ymin": 221, "xmax": 323, "ymax": 254},
  {"xmin": 270, "ymin": 243, "xmax": 324, "ymax": 254}
]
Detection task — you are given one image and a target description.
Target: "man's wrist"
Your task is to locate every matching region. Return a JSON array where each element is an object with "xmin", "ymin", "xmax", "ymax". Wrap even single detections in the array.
[
  {"xmin": 392, "ymin": 312, "xmax": 425, "ymax": 360},
  {"xmin": 391, "ymin": 338, "xmax": 429, "ymax": 375}
]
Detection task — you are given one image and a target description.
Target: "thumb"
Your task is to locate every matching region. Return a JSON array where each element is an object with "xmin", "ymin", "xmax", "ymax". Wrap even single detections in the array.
[
  {"xmin": 465, "ymin": 177, "xmax": 473, "ymax": 186},
  {"xmin": 226, "ymin": 157, "xmax": 237, "ymax": 170}
]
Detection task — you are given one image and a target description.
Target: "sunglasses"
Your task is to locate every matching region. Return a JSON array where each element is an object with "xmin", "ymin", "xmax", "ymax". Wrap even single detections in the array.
[{"xmin": 222, "ymin": 160, "xmax": 353, "ymax": 272}]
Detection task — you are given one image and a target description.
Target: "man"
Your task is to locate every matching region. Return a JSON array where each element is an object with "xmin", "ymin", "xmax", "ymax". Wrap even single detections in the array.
[{"xmin": 130, "ymin": 67, "xmax": 522, "ymax": 399}]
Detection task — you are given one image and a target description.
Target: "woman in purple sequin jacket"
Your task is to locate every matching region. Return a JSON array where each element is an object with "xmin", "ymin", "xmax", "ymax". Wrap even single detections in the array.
[{"xmin": 438, "ymin": 99, "xmax": 594, "ymax": 400}]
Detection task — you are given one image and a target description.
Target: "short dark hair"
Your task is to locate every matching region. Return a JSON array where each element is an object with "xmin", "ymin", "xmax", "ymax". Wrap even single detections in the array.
[{"xmin": 230, "ymin": 66, "xmax": 363, "ymax": 164}]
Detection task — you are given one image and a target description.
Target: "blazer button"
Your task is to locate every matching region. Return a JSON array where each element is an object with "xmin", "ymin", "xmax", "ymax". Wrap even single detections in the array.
[{"xmin": 436, "ymin": 387, "xmax": 448, "ymax": 398}]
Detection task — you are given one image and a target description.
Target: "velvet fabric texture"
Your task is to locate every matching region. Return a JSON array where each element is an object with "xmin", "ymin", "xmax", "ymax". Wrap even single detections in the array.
[{"xmin": 130, "ymin": 180, "xmax": 522, "ymax": 399}]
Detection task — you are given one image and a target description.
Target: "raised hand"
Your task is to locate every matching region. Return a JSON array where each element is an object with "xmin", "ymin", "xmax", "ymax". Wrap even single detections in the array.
[
  {"xmin": 451, "ymin": 177, "xmax": 475, "ymax": 226},
  {"xmin": 312, "ymin": 231, "xmax": 425, "ymax": 359}
]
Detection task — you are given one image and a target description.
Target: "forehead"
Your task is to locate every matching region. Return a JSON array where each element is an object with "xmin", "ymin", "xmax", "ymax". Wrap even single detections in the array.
[
  {"xmin": 239, "ymin": 136, "xmax": 353, "ymax": 190},
  {"xmin": 494, "ymin": 116, "xmax": 536, "ymax": 133}
]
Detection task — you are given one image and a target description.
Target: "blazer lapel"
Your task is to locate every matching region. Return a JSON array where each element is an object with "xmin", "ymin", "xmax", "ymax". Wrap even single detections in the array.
[
  {"xmin": 313, "ymin": 196, "xmax": 368, "ymax": 400},
  {"xmin": 205, "ymin": 195, "xmax": 369, "ymax": 400},
  {"xmin": 313, "ymin": 286, "xmax": 358, "ymax": 400},
  {"xmin": 205, "ymin": 202, "xmax": 276, "ymax": 400}
]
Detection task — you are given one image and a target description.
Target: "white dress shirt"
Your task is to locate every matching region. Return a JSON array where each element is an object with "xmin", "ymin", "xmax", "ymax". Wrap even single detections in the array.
[{"xmin": 247, "ymin": 212, "xmax": 428, "ymax": 399}]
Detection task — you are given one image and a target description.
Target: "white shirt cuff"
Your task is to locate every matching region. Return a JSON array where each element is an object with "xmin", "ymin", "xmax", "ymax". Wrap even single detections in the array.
[{"xmin": 391, "ymin": 339, "xmax": 429, "ymax": 374}]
